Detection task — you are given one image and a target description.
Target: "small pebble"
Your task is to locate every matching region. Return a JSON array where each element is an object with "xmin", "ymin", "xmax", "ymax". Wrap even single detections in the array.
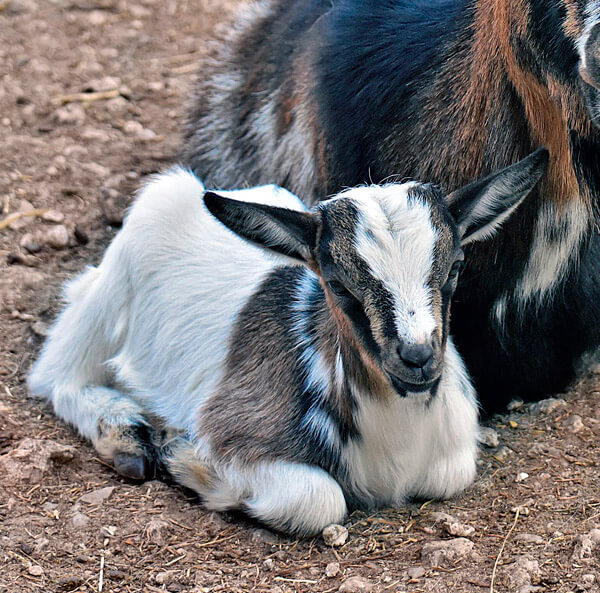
[
  {"xmin": 144, "ymin": 518, "xmax": 169, "ymax": 544},
  {"xmin": 19, "ymin": 542, "xmax": 33, "ymax": 555},
  {"xmin": 507, "ymin": 399, "xmax": 524, "ymax": 411},
  {"xmin": 562, "ymin": 414, "xmax": 585, "ymax": 433},
  {"xmin": 71, "ymin": 512, "xmax": 89, "ymax": 529},
  {"xmin": 54, "ymin": 104, "xmax": 86, "ymax": 126},
  {"xmin": 338, "ymin": 576, "xmax": 373, "ymax": 592},
  {"xmin": 28, "ymin": 564, "xmax": 43, "ymax": 576},
  {"xmin": 529, "ymin": 397, "xmax": 567, "ymax": 415},
  {"xmin": 421, "ymin": 538, "xmax": 474, "ymax": 568},
  {"xmin": 582, "ymin": 574, "xmax": 596, "ymax": 588},
  {"xmin": 106, "ymin": 570, "xmax": 126, "ymax": 580},
  {"xmin": 493, "ymin": 446, "xmax": 513, "ymax": 462},
  {"xmin": 478, "ymin": 426, "xmax": 499, "ymax": 448},
  {"xmin": 31, "ymin": 321, "xmax": 50, "ymax": 337},
  {"xmin": 79, "ymin": 486, "xmax": 115, "ymax": 505},
  {"xmin": 122, "ymin": 120, "xmax": 157, "ymax": 140},
  {"xmin": 512, "ymin": 499, "xmax": 534, "ymax": 515},
  {"xmin": 155, "ymin": 571, "xmax": 173, "ymax": 585},
  {"xmin": 325, "ymin": 562, "xmax": 340, "ymax": 578},
  {"xmin": 84, "ymin": 76, "xmax": 122, "ymax": 92},
  {"xmin": 515, "ymin": 472, "xmax": 529, "ymax": 483},
  {"xmin": 42, "ymin": 225, "xmax": 70, "ymax": 249},
  {"xmin": 88, "ymin": 10, "xmax": 108, "ymax": 25},
  {"xmin": 82, "ymin": 162, "xmax": 111, "ymax": 179},
  {"xmin": 514, "ymin": 533, "xmax": 544, "ymax": 544},
  {"xmin": 20, "ymin": 233, "xmax": 41, "ymax": 253},
  {"xmin": 263, "ymin": 558, "xmax": 274, "ymax": 571},
  {"xmin": 407, "ymin": 566, "xmax": 425, "ymax": 579},
  {"xmin": 250, "ymin": 528, "xmax": 278, "ymax": 543},
  {"xmin": 323, "ymin": 523, "xmax": 348, "ymax": 547},
  {"xmin": 57, "ymin": 575, "xmax": 83, "ymax": 590},
  {"xmin": 431, "ymin": 512, "xmax": 475, "ymax": 538},
  {"xmin": 41, "ymin": 209, "xmax": 65, "ymax": 223}
]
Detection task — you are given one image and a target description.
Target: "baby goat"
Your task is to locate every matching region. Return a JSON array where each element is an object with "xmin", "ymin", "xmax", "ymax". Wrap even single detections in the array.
[{"xmin": 28, "ymin": 149, "xmax": 548, "ymax": 535}]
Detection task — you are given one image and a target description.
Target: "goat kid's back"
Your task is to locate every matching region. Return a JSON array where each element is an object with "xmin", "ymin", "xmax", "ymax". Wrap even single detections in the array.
[{"xmin": 28, "ymin": 168, "xmax": 304, "ymax": 441}]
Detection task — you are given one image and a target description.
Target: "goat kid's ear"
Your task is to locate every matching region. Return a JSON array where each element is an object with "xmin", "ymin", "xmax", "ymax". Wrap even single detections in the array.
[
  {"xmin": 203, "ymin": 191, "xmax": 318, "ymax": 264},
  {"xmin": 448, "ymin": 148, "xmax": 549, "ymax": 245}
]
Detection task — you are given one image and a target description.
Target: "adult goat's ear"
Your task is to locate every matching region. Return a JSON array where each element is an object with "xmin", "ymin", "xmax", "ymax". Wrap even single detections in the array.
[
  {"xmin": 203, "ymin": 191, "xmax": 318, "ymax": 264},
  {"xmin": 448, "ymin": 148, "xmax": 549, "ymax": 245}
]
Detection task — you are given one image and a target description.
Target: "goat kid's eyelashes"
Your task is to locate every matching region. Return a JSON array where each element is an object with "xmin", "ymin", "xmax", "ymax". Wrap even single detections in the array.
[
  {"xmin": 442, "ymin": 260, "xmax": 464, "ymax": 293},
  {"xmin": 327, "ymin": 280, "xmax": 355, "ymax": 299},
  {"xmin": 448, "ymin": 260, "xmax": 464, "ymax": 279}
]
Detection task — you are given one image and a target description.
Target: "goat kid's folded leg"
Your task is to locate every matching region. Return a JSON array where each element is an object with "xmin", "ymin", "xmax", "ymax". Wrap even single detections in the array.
[
  {"xmin": 164, "ymin": 439, "xmax": 348, "ymax": 536},
  {"xmin": 42, "ymin": 384, "xmax": 160, "ymax": 481}
]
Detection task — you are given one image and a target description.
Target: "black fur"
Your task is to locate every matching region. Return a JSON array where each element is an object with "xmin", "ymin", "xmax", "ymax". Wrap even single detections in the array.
[
  {"xmin": 317, "ymin": 0, "xmax": 471, "ymax": 189},
  {"xmin": 183, "ymin": 0, "xmax": 600, "ymax": 413}
]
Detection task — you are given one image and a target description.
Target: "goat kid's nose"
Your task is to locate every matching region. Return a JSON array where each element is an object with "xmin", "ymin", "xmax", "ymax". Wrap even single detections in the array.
[{"xmin": 398, "ymin": 342, "xmax": 434, "ymax": 369}]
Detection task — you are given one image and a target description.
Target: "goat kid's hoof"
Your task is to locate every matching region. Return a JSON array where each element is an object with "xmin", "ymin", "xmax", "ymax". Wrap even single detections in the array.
[{"xmin": 113, "ymin": 452, "xmax": 153, "ymax": 481}]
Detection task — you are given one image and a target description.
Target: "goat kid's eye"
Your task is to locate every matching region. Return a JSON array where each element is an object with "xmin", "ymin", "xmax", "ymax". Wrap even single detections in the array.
[
  {"xmin": 327, "ymin": 280, "xmax": 354, "ymax": 299},
  {"xmin": 447, "ymin": 260, "xmax": 464, "ymax": 280},
  {"xmin": 442, "ymin": 260, "xmax": 464, "ymax": 293}
]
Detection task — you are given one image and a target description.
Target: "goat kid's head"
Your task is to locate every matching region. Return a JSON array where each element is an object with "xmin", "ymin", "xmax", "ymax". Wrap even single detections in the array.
[{"xmin": 204, "ymin": 149, "xmax": 548, "ymax": 396}]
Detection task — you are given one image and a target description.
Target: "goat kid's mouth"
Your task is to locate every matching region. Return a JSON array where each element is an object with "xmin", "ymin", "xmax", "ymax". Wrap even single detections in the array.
[{"xmin": 386, "ymin": 372, "xmax": 440, "ymax": 396}]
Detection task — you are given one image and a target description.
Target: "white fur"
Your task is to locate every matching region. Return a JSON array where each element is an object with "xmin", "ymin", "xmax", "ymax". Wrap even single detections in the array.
[
  {"xmin": 343, "ymin": 338, "xmax": 478, "ymax": 505},
  {"xmin": 202, "ymin": 457, "xmax": 347, "ymax": 535},
  {"xmin": 29, "ymin": 168, "xmax": 305, "ymax": 439},
  {"xmin": 352, "ymin": 184, "xmax": 437, "ymax": 345},
  {"xmin": 514, "ymin": 200, "xmax": 587, "ymax": 308},
  {"xmin": 29, "ymin": 169, "xmax": 479, "ymax": 535}
]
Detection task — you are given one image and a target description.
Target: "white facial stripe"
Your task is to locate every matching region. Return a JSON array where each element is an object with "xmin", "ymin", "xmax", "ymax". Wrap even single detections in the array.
[{"xmin": 351, "ymin": 184, "xmax": 438, "ymax": 344}]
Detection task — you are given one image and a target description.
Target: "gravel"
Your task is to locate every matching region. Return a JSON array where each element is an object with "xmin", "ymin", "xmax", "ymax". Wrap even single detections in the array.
[
  {"xmin": 79, "ymin": 486, "xmax": 116, "ymax": 505},
  {"xmin": 421, "ymin": 538, "xmax": 475, "ymax": 568},
  {"xmin": 322, "ymin": 523, "xmax": 349, "ymax": 547}
]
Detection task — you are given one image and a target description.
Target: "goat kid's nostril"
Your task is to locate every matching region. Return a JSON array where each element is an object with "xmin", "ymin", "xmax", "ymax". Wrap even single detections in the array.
[{"xmin": 398, "ymin": 342, "xmax": 434, "ymax": 369}]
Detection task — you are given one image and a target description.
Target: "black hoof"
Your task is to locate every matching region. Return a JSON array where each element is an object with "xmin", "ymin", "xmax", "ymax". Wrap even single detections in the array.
[{"xmin": 114, "ymin": 452, "xmax": 152, "ymax": 481}]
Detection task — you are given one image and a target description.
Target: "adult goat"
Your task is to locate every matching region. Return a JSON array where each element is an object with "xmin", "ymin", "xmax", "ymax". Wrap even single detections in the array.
[{"xmin": 181, "ymin": 0, "xmax": 600, "ymax": 412}]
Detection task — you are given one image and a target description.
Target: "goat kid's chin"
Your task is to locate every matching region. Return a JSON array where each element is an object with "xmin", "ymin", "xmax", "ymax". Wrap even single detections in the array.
[{"xmin": 385, "ymin": 371, "xmax": 441, "ymax": 397}]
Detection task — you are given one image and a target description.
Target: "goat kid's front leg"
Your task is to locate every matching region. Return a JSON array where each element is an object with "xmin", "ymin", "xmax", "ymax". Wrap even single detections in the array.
[
  {"xmin": 42, "ymin": 384, "xmax": 162, "ymax": 481},
  {"xmin": 165, "ymin": 439, "xmax": 348, "ymax": 536}
]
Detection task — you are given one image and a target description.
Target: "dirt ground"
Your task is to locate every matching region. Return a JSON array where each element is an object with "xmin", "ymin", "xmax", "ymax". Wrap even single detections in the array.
[{"xmin": 1, "ymin": 1, "xmax": 600, "ymax": 592}]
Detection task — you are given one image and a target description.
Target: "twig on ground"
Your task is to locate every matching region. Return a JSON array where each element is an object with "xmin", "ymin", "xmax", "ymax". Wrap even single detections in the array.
[
  {"xmin": 172, "ymin": 63, "xmax": 198, "ymax": 74},
  {"xmin": 490, "ymin": 508, "xmax": 520, "ymax": 593},
  {"xmin": 55, "ymin": 89, "xmax": 121, "ymax": 105},
  {"xmin": 0, "ymin": 209, "xmax": 49, "ymax": 231},
  {"xmin": 98, "ymin": 553, "xmax": 105, "ymax": 593}
]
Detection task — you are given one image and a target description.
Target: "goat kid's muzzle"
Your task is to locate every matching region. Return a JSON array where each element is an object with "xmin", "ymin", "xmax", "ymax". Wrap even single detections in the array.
[{"xmin": 385, "ymin": 371, "xmax": 441, "ymax": 396}]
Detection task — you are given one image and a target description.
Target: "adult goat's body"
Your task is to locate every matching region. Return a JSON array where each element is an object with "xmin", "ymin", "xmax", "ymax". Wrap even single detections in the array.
[{"xmin": 181, "ymin": 0, "xmax": 600, "ymax": 412}]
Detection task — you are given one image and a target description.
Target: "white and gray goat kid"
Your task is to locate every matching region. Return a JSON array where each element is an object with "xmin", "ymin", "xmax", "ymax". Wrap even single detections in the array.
[{"xmin": 28, "ymin": 149, "xmax": 548, "ymax": 535}]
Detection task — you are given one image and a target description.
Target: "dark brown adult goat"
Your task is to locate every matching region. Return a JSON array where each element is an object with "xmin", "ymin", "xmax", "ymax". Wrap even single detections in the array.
[{"xmin": 180, "ymin": 0, "xmax": 600, "ymax": 413}]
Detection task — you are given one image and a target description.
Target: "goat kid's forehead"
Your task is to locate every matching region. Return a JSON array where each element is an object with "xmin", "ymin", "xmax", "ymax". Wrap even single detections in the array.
[{"xmin": 320, "ymin": 184, "xmax": 455, "ymax": 341}]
